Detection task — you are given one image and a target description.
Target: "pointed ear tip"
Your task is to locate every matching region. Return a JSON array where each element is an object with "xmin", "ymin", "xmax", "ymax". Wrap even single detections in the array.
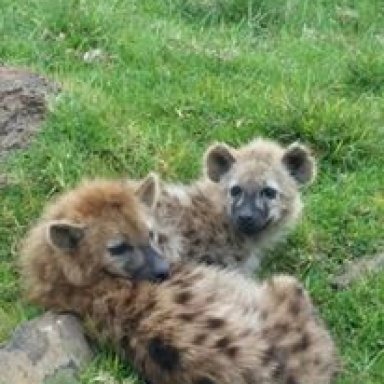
[{"xmin": 205, "ymin": 142, "xmax": 230, "ymax": 155}]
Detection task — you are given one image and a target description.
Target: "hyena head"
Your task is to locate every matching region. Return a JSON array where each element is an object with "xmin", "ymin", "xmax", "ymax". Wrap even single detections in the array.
[
  {"xmin": 204, "ymin": 138, "xmax": 316, "ymax": 238},
  {"xmin": 27, "ymin": 179, "xmax": 170, "ymax": 290}
]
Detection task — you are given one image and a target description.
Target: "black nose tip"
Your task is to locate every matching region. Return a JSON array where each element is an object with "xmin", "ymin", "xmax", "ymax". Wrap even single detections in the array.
[
  {"xmin": 239, "ymin": 214, "xmax": 254, "ymax": 225},
  {"xmin": 154, "ymin": 270, "xmax": 170, "ymax": 282}
]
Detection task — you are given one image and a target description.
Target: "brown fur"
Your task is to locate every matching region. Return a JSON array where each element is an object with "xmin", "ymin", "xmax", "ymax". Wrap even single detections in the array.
[
  {"xmin": 146, "ymin": 138, "xmax": 316, "ymax": 274},
  {"xmin": 20, "ymin": 179, "xmax": 337, "ymax": 384}
]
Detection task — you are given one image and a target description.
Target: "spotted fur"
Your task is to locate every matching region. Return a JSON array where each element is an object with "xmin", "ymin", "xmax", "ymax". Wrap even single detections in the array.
[{"xmin": 20, "ymin": 179, "xmax": 337, "ymax": 384}]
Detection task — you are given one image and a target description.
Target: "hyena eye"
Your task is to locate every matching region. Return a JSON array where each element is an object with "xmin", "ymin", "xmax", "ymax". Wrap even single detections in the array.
[
  {"xmin": 107, "ymin": 241, "xmax": 134, "ymax": 256},
  {"xmin": 230, "ymin": 185, "xmax": 243, "ymax": 197},
  {"xmin": 261, "ymin": 186, "xmax": 277, "ymax": 199}
]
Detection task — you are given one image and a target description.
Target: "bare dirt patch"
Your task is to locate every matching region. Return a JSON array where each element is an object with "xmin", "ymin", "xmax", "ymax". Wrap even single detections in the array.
[{"xmin": 0, "ymin": 67, "xmax": 59, "ymax": 160}]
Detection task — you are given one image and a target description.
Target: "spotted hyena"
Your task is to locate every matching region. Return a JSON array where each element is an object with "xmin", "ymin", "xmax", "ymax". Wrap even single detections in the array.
[
  {"xmin": 20, "ymin": 178, "xmax": 337, "ymax": 384},
  {"xmin": 141, "ymin": 138, "xmax": 316, "ymax": 274}
]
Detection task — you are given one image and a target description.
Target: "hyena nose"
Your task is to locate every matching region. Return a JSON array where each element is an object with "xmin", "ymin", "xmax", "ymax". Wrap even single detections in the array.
[
  {"xmin": 154, "ymin": 270, "xmax": 170, "ymax": 282},
  {"xmin": 238, "ymin": 214, "xmax": 254, "ymax": 225},
  {"xmin": 154, "ymin": 262, "xmax": 170, "ymax": 282},
  {"xmin": 152, "ymin": 256, "xmax": 170, "ymax": 282}
]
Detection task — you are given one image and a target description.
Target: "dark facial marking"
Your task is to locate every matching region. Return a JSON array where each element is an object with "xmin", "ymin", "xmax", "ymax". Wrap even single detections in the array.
[
  {"xmin": 206, "ymin": 317, "xmax": 225, "ymax": 329},
  {"xmin": 175, "ymin": 291, "xmax": 193, "ymax": 305},
  {"xmin": 232, "ymin": 192, "xmax": 270, "ymax": 235},
  {"xmin": 107, "ymin": 241, "xmax": 133, "ymax": 256},
  {"xmin": 261, "ymin": 186, "xmax": 277, "ymax": 199},
  {"xmin": 230, "ymin": 185, "xmax": 242, "ymax": 197},
  {"xmin": 147, "ymin": 337, "xmax": 180, "ymax": 371}
]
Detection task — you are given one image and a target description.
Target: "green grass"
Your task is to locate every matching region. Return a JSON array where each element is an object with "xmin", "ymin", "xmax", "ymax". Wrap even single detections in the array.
[{"xmin": 1, "ymin": 0, "xmax": 383, "ymax": 382}]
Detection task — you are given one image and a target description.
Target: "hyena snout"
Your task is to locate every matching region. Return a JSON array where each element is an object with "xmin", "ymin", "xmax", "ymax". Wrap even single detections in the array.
[
  {"xmin": 234, "ymin": 206, "xmax": 270, "ymax": 236},
  {"xmin": 140, "ymin": 246, "xmax": 170, "ymax": 282}
]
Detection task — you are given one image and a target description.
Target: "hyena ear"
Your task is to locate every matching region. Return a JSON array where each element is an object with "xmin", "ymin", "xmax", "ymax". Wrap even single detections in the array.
[
  {"xmin": 204, "ymin": 143, "xmax": 236, "ymax": 182},
  {"xmin": 282, "ymin": 143, "xmax": 317, "ymax": 186},
  {"xmin": 135, "ymin": 172, "xmax": 159, "ymax": 209},
  {"xmin": 47, "ymin": 220, "xmax": 85, "ymax": 252}
]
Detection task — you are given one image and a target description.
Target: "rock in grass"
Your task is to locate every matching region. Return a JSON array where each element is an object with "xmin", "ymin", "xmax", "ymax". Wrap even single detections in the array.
[
  {"xmin": 0, "ymin": 312, "xmax": 94, "ymax": 384},
  {"xmin": 331, "ymin": 253, "xmax": 384, "ymax": 290}
]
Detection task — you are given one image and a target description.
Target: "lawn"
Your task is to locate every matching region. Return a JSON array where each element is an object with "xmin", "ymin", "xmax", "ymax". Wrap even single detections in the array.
[{"xmin": 0, "ymin": 0, "xmax": 383, "ymax": 383}]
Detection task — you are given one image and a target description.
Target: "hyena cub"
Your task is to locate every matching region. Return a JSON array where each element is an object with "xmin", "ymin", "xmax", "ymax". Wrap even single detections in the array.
[
  {"xmin": 20, "ymin": 179, "xmax": 337, "ymax": 384},
  {"xmin": 145, "ymin": 138, "xmax": 316, "ymax": 274}
]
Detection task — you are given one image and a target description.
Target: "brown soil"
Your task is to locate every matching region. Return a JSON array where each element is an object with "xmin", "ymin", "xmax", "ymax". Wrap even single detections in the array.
[{"xmin": 0, "ymin": 67, "xmax": 59, "ymax": 160}]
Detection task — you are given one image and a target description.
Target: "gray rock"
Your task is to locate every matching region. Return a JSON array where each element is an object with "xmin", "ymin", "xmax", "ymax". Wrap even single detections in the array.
[
  {"xmin": 0, "ymin": 312, "xmax": 94, "ymax": 384},
  {"xmin": 0, "ymin": 67, "xmax": 59, "ymax": 159},
  {"xmin": 331, "ymin": 253, "xmax": 384, "ymax": 290}
]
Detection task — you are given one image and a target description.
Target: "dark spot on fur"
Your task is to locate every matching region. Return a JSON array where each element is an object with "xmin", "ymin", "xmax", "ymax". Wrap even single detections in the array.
[
  {"xmin": 158, "ymin": 233, "xmax": 168, "ymax": 245},
  {"xmin": 273, "ymin": 361, "xmax": 285, "ymax": 379},
  {"xmin": 286, "ymin": 375, "xmax": 298, "ymax": 384},
  {"xmin": 192, "ymin": 238, "xmax": 202, "ymax": 246},
  {"xmin": 144, "ymin": 299, "xmax": 156, "ymax": 312},
  {"xmin": 200, "ymin": 254, "xmax": 216, "ymax": 265},
  {"xmin": 262, "ymin": 345, "xmax": 276, "ymax": 364},
  {"xmin": 226, "ymin": 345, "xmax": 239, "ymax": 358},
  {"xmin": 175, "ymin": 291, "xmax": 193, "ymax": 305},
  {"xmin": 291, "ymin": 333, "xmax": 310, "ymax": 353},
  {"xmin": 184, "ymin": 230, "xmax": 196, "ymax": 238},
  {"xmin": 179, "ymin": 312, "xmax": 197, "ymax": 322},
  {"xmin": 275, "ymin": 322, "xmax": 289, "ymax": 334},
  {"xmin": 193, "ymin": 334, "xmax": 207, "ymax": 345},
  {"xmin": 206, "ymin": 317, "xmax": 225, "ymax": 329},
  {"xmin": 147, "ymin": 337, "xmax": 180, "ymax": 371},
  {"xmin": 215, "ymin": 336, "xmax": 231, "ymax": 349},
  {"xmin": 288, "ymin": 299, "xmax": 301, "ymax": 315},
  {"xmin": 195, "ymin": 377, "xmax": 215, "ymax": 384},
  {"xmin": 263, "ymin": 346, "xmax": 286, "ymax": 378}
]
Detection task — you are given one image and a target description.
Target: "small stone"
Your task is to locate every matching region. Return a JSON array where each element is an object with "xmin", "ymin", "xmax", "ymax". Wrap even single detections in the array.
[
  {"xmin": 0, "ymin": 312, "xmax": 94, "ymax": 384},
  {"xmin": 331, "ymin": 253, "xmax": 384, "ymax": 290},
  {"xmin": 83, "ymin": 48, "xmax": 104, "ymax": 63}
]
